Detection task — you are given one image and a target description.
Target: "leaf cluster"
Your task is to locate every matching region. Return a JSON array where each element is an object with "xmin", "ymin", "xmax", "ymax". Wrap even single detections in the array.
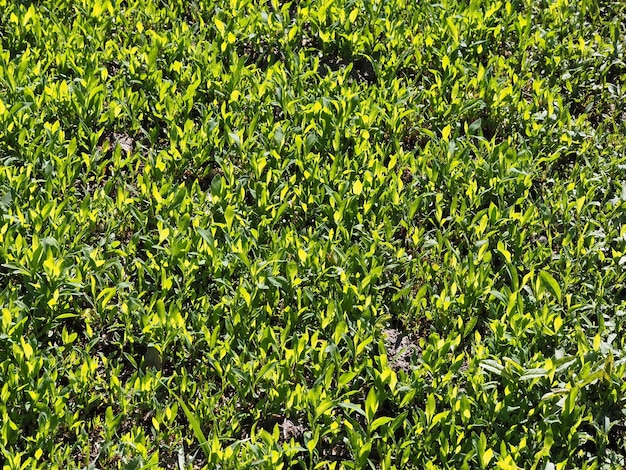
[{"xmin": 1, "ymin": 0, "xmax": 625, "ymax": 468}]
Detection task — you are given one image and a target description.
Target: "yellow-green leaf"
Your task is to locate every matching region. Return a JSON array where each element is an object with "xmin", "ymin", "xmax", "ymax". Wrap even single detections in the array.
[
  {"xmin": 214, "ymin": 18, "xmax": 225, "ymax": 35},
  {"xmin": 425, "ymin": 393, "xmax": 435, "ymax": 423},
  {"xmin": 442, "ymin": 54, "xmax": 450, "ymax": 70},
  {"xmin": 224, "ymin": 205, "xmax": 235, "ymax": 230},
  {"xmin": 365, "ymin": 387, "xmax": 379, "ymax": 422},
  {"xmin": 442, "ymin": 124, "xmax": 451, "ymax": 141}
]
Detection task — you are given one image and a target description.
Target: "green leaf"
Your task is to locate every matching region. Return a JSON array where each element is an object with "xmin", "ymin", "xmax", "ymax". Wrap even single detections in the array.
[
  {"xmin": 480, "ymin": 447, "xmax": 493, "ymax": 469},
  {"xmin": 224, "ymin": 205, "xmax": 235, "ymax": 230},
  {"xmin": 365, "ymin": 387, "xmax": 379, "ymax": 423},
  {"xmin": 96, "ymin": 287, "xmax": 117, "ymax": 310},
  {"xmin": 314, "ymin": 399, "xmax": 334, "ymax": 420},
  {"xmin": 519, "ymin": 368, "xmax": 548, "ymax": 381},
  {"xmin": 479, "ymin": 359, "xmax": 504, "ymax": 375},
  {"xmin": 563, "ymin": 387, "xmax": 579, "ymax": 418},
  {"xmin": 539, "ymin": 270, "xmax": 562, "ymax": 302},
  {"xmin": 155, "ymin": 299, "xmax": 166, "ymax": 322},
  {"xmin": 165, "ymin": 384, "xmax": 211, "ymax": 459},
  {"xmin": 338, "ymin": 371, "xmax": 357, "ymax": 387},
  {"xmin": 425, "ymin": 393, "xmax": 435, "ymax": 423},
  {"xmin": 227, "ymin": 130, "xmax": 241, "ymax": 148},
  {"xmin": 338, "ymin": 402, "xmax": 366, "ymax": 417},
  {"xmin": 369, "ymin": 416, "xmax": 393, "ymax": 432},
  {"xmin": 198, "ymin": 228, "xmax": 214, "ymax": 245}
]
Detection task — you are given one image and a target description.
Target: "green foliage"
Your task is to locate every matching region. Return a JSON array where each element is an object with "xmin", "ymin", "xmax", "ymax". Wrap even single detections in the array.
[{"xmin": 1, "ymin": 0, "xmax": 625, "ymax": 468}]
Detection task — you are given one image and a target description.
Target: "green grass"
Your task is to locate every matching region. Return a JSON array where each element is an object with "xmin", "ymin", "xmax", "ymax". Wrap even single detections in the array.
[{"xmin": 1, "ymin": 0, "xmax": 625, "ymax": 468}]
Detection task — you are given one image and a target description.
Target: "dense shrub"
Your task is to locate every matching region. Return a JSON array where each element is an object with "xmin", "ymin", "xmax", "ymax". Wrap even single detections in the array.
[{"xmin": 0, "ymin": 0, "xmax": 625, "ymax": 468}]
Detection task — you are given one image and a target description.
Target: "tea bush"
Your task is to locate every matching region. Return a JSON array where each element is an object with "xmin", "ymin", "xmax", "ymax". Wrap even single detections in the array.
[{"xmin": 1, "ymin": 0, "xmax": 625, "ymax": 468}]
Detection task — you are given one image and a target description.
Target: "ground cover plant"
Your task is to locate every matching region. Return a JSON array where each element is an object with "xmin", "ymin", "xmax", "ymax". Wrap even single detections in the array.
[{"xmin": 1, "ymin": 0, "xmax": 626, "ymax": 468}]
